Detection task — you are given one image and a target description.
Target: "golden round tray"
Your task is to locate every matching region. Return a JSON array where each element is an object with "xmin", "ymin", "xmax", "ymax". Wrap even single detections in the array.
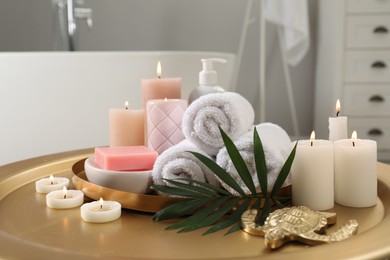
[
  {"xmin": 71, "ymin": 158, "xmax": 182, "ymax": 213},
  {"xmin": 71, "ymin": 158, "xmax": 292, "ymax": 213},
  {"xmin": 0, "ymin": 148, "xmax": 389, "ymax": 259}
]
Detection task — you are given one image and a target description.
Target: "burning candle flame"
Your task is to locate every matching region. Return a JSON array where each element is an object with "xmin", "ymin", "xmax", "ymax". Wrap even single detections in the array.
[
  {"xmin": 124, "ymin": 101, "xmax": 129, "ymax": 110},
  {"xmin": 351, "ymin": 130, "xmax": 357, "ymax": 147},
  {"xmin": 310, "ymin": 131, "xmax": 315, "ymax": 141},
  {"xmin": 310, "ymin": 131, "xmax": 315, "ymax": 146},
  {"xmin": 99, "ymin": 197, "xmax": 104, "ymax": 210},
  {"xmin": 63, "ymin": 186, "xmax": 67, "ymax": 199},
  {"xmin": 336, "ymin": 99, "xmax": 341, "ymax": 117},
  {"xmin": 157, "ymin": 61, "xmax": 162, "ymax": 78}
]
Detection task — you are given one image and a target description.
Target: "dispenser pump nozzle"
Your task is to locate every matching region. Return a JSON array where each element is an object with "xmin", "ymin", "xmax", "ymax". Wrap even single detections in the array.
[{"xmin": 199, "ymin": 58, "xmax": 227, "ymax": 86}]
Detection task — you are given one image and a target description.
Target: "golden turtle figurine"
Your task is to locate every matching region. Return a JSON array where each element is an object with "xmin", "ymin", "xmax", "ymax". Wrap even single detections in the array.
[{"xmin": 241, "ymin": 206, "xmax": 358, "ymax": 249}]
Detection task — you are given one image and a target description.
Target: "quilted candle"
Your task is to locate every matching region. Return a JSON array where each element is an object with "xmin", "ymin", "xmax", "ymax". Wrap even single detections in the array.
[
  {"xmin": 146, "ymin": 99, "xmax": 188, "ymax": 154},
  {"xmin": 141, "ymin": 61, "xmax": 181, "ymax": 108},
  {"xmin": 109, "ymin": 101, "xmax": 145, "ymax": 146},
  {"xmin": 95, "ymin": 146, "xmax": 158, "ymax": 171}
]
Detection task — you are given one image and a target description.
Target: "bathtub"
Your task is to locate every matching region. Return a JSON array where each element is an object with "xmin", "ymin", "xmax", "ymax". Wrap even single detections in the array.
[{"xmin": 0, "ymin": 51, "xmax": 235, "ymax": 165}]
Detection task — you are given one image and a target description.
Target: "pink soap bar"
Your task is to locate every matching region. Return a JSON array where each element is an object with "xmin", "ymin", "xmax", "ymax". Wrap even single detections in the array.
[{"xmin": 95, "ymin": 146, "xmax": 158, "ymax": 171}]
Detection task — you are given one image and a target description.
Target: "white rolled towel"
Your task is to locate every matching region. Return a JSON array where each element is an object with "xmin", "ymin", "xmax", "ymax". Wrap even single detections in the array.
[
  {"xmin": 216, "ymin": 123, "xmax": 292, "ymax": 195},
  {"xmin": 152, "ymin": 140, "xmax": 219, "ymax": 195},
  {"xmin": 182, "ymin": 92, "xmax": 255, "ymax": 156}
]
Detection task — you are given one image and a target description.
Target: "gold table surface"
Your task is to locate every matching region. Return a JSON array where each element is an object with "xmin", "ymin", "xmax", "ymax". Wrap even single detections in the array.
[{"xmin": 0, "ymin": 148, "xmax": 389, "ymax": 259}]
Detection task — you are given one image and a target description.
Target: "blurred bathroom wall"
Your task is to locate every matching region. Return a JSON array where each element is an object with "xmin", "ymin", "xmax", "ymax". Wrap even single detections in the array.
[{"xmin": 0, "ymin": 0, "xmax": 318, "ymax": 163}]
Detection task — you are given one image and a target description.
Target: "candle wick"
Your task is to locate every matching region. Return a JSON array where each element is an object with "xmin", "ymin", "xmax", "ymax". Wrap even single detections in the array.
[
  {"xmin": 353, "ymin": 141, "xmax": 355, "ymax": 147},
  {"xmin": 311, "ymin": 141, "xmax": 313, "ymax": 147},
  {"xmin": 158, "ymin": 75, "xmax": 161, "ymax": 79},
  {"xmin": 336, "ymin": 111, "xmax": 340, "ymax": 117},
  {"xmin": 63, "ymin": 194, "xmax": 67, "ymax": 199},
  {"xmin": 50, "ymin": 181, "xmax": 53, "ymax": 185},
  {"xmin": 100, "ymin": 205, "xmax": 103, "ymax": 210}
]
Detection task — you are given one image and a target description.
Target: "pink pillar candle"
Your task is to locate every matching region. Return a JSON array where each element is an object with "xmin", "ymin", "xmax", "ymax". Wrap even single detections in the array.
[
  {"xmin": 146, "ymin": 99, "xmax": 188, "ymax": 154},
  {"xmin": 141, "ymin": 61, "xmax": 181, "ymax": 108},
  {"xmin": 109, "ymin": 102, "xmax": 145, "ymax": 146}
]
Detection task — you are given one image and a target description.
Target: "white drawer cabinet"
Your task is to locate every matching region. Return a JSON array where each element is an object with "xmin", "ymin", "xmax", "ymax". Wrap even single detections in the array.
[
  {"xmin": 344, "ymin": 84, "xmax": 390, "ymax": 116},
  {"xmin": 347, "ymin": 0, "xmax": 390, "ymax": 14},
  {"xmin": 345, "ymin": 51, "xmax": 390, "ymax": 82},
  {"xmin": 347, "ymin": 15, "xmax": 390, "ymax": 48},
  {"xmin": 315, "ymin": 0, "xmax": 390, "ymax": 161}
]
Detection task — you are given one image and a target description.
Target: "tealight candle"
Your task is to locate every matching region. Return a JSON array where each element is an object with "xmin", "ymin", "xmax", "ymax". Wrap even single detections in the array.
[
  {"xmin": 46, "ymin": 187, "xmax": 84, "ymax": 209},
  {"xmin": 329, "ymin": 99, "xmax": 348, "ymax": 142},
  {"xmin": 141, "ymin": 61, "xmax": 181, "ymax": 109},
  {"xmin": 291, "ymin": 131, "xmax": 334, "ymax": 210},
  {"xmin": 80, "ymin": 198, "xmax": 121, "ymax": 223},
  {"xmin": 35, "ymin": 175, "xmax": 70, "ymax": 194},
  {"xmin": 334, "ymin": 131, "xmax": 377, "ymax": 207}
]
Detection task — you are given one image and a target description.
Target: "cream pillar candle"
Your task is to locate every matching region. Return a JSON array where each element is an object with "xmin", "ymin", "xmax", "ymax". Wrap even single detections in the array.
[
  {"xmin": 141, "ymin": 61, "xmax": 181, "ymax": 108},
  {"xmin": 46, "ymin": 187, "xmax": 84, "ymax": 209},
  {"xmin": 81, "ymin": 198, "xmax": 121, "ymax": 223},
  {"xmin": 291, "ymin": 131, "xmax": 334, "ymax": 210},
  {"xmin": 146, "ymin": 98, "xmax": 187, "ymax": 154},
  {"xmin": 35, "ymin": 175, "xmax": 69, "ymax": 194},
  {"xmin": 334, "ymin": 131, "xmax": 377, "ymax": 208},
  {"xmin": 109, "ymin": 101, "xmax": 145, "ymax": 146},
  {"xmin": 329, "ymin": 99, "xmax": 348, "ymax": 142}
]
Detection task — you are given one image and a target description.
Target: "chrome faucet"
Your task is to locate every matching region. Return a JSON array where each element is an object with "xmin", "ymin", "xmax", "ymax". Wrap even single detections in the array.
[
  {"xmin": 67, "ymin": 0, "xmax": 93, "ymax": 51},
  {"xmin": 53, "ymin": 0, "xmax": 93, "ymax": 51}
]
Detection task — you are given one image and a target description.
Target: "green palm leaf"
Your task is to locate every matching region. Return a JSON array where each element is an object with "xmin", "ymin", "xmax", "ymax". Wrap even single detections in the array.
[
  {"xmin": 162, "ymin": 179, "xmax": 218, "ymax": 197},
  {"xmin": 166, "ymin": 197, "xmax": 228, "ymax": 231},
  {"xmin": 178, "ymin": 198, "xmax": 240, "ymax": 233},
  {"xmin": 152, "ymin": 125, "xmax": 296, "ymax": 236},
  {"xmin": 151, "ymin": 184, "xmax": 212, "ymax": 198},
  {"xmin": 270, "ymin": 141, "xmax": 297, "ymax": 197},
  {"xmin": 219, "ymin": 126, "xmax": 257, "ymax": 195},
  {"xmin": 203, "ymin": 198, "xmax": 252, "ymax": 235},
  {"xmin": 173, "ymin": 178, "xmax": 232, "ymax": 196},
  {"xmin": 152, "ymin": 198, "xmax": 209, "ymax": 221},
  {"xmin": 253, "ymin": 127, "xmax": 267, "ymax": 195},
  {"xmin": 189, "ymin": 151, "xmax": 246, "ymax": 196}
]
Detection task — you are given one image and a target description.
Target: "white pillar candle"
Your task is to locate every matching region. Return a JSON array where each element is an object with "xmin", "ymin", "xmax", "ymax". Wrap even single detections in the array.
[
  {"xmin": 46, "ymin": 187, "xmax": 84, "ymax": 209},
  {"xmin": 334, "ymin": 131, "xmax": 377, "ymax": 207},
  {"xmin": 329, "ymin": 99, "xmax": 348, "ymax": 142},
  {"xmin": 81, "ymin": 198, "xmax": 121, "ymax": 223},
  {"xmin": 291, "ymin": 131, "xmax": 334, "ymax": 210},
  {"xmin": 35, "ymin": 175, "xmax": 70, "ymax": 194}
]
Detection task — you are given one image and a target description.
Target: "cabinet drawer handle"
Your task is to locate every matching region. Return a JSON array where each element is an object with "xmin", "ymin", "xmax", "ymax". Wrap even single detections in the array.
[
  {"xmin": 368, "ymin": 128, "xmax": 383, "ymax": 136},
  {"xmin": 373, "ymin": 26, "xmax": 388, "ymax": 34},
  {"xmin": 371, "ymin": 61, "xmax": 387, "ymax": 68},
  {"xmin": 369, "ymin": 95, "xmax": 385, "ymax": 102}
]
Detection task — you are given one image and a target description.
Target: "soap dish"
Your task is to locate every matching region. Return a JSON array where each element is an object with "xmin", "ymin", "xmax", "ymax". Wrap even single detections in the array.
[{"xmin": 84, "ymin": 156, "xmax": 153, "ymax": 194}]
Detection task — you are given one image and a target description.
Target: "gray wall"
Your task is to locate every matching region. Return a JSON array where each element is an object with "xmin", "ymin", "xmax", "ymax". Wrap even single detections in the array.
[{"xmin": 0, "ymin": 0, "xmax": 317, "ymax": 137}]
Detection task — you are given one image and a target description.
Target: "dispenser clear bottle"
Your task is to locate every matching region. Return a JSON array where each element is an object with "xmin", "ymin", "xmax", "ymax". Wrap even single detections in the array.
[{"xmin": 188, "ymin": 58, "xmax": 227, "ymax": 104}]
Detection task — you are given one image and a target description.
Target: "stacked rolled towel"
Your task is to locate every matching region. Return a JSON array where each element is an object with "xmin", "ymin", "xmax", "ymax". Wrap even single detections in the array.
[
  {"xmin": 216, "ymin": 123, "xmax": 292, "ymax": 195},
  {"xmin": 152, "ymin": 140, "xmax": 219, "ymax": 195},
  {"xmin": 182, "ymin": 92, "xmax": 255, "ymax": 156}
]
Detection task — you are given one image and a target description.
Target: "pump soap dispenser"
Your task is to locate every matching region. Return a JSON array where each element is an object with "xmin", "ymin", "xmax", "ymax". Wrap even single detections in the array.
[{"xmin": 188, "ymin": 58, "xmax": 227, "ymax": 104}]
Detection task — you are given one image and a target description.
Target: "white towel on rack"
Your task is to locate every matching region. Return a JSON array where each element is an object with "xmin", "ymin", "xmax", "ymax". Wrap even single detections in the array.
[{"xmin": 266, "ymin": 0, "xmax": 310, "ymax": 66}]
